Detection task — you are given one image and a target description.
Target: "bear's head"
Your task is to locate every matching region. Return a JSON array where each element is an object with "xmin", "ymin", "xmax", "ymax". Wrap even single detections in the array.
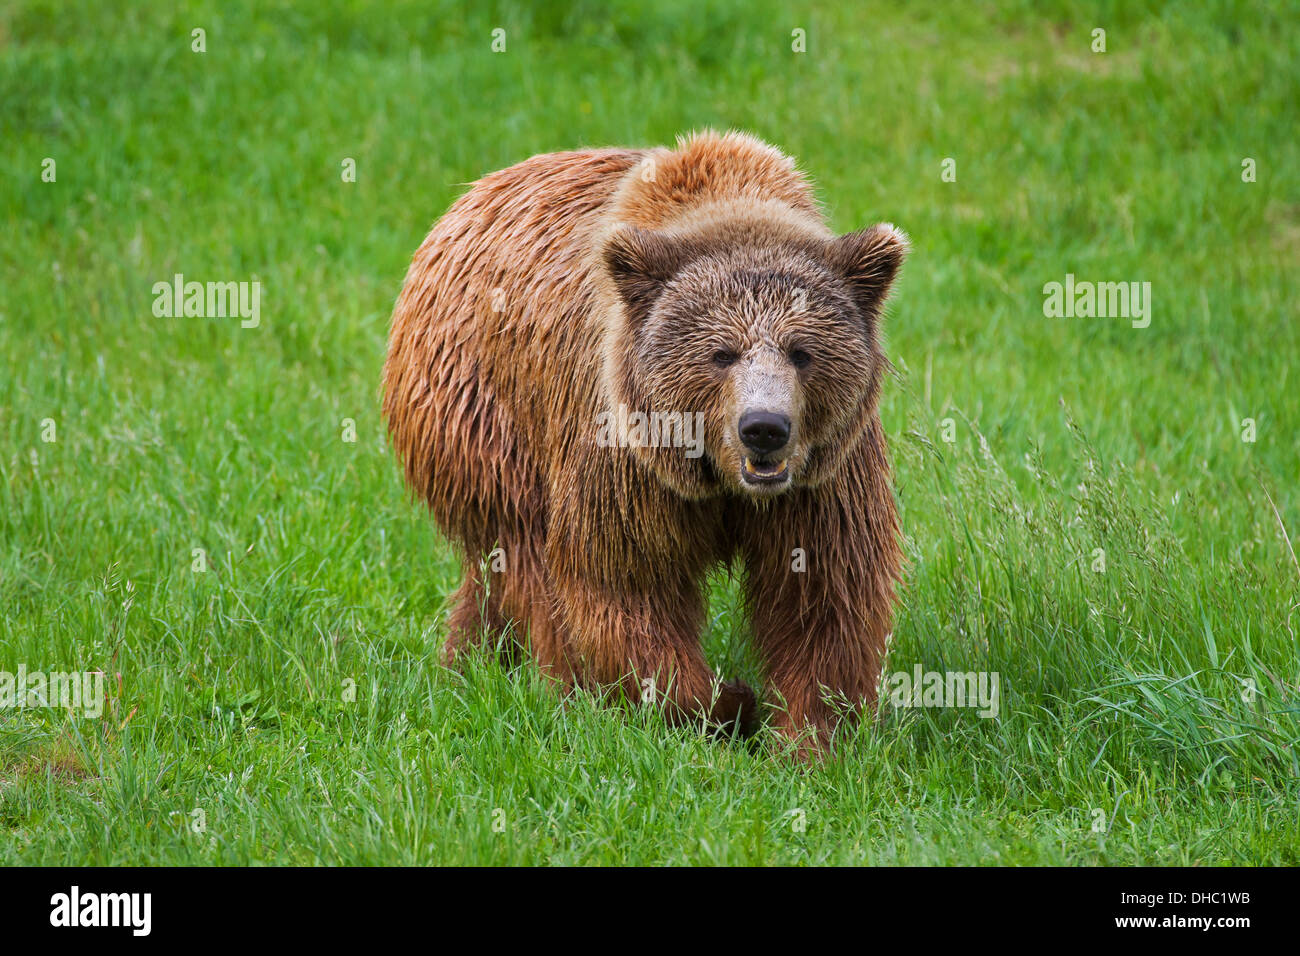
[{"xmin": 601, "ymin": 220, "xmax": 907, "ymax": 499}]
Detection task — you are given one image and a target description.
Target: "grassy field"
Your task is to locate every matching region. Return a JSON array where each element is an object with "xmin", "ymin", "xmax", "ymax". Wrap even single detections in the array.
[{"xmin": 1, "ymin": 0, "xmax": 1297, "ymax": 865}]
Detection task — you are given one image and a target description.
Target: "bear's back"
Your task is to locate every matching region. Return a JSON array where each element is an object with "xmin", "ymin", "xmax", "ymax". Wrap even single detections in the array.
[{"xmin": 608, "ymin": 130, "xmax": 821, "ymax": 230}]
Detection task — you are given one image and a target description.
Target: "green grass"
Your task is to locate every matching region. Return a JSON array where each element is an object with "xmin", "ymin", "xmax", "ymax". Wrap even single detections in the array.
[{"xmin": 1, "ymin": 0, "xmax": 1297, "ymax": 865}]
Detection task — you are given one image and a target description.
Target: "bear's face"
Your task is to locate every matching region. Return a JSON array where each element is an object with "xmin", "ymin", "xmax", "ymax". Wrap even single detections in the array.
[{"xmin": 604, "ymin": 224, "xmax": 907, "ymax": 499}]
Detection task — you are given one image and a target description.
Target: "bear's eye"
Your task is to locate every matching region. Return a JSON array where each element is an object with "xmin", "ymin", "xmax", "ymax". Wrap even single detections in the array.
[
  {"xmin": 789, "ymin": 349, "xmax": 812, "ymax": 369},
  {"xmin": 711, "ymin": 349, "xmax": 739, "ymax": 368}
]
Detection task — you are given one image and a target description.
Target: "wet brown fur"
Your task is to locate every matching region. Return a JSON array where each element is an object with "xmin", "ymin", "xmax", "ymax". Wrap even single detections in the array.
[{"xmin": 382, "ymin": 130, "xmax": 906, "ymax": 756}]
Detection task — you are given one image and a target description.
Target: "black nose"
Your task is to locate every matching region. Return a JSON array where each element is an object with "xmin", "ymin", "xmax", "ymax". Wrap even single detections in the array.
[{"xmin": 738, "ymin": 410, "xmax": 791, "ymax": 455}]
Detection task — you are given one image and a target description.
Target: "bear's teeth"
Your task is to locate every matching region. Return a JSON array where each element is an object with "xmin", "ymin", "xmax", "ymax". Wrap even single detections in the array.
[{"xmin": 744, "ymin": 458, "xmax": 788, "ymax": 476}]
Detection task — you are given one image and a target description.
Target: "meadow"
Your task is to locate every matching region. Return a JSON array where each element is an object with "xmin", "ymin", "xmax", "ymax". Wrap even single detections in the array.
[{"xmin": 1, "ymin": 0, "xmax": 1297, "ymax": 864}]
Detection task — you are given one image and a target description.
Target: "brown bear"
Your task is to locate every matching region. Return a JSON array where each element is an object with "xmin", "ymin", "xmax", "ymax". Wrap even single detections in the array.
[{"xmin": 382, "ymin": 130, "xmax": 906, "ymax": 756}]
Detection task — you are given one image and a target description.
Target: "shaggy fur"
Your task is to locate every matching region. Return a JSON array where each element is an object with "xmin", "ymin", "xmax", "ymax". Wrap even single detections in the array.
[{"xmin": 382, "ymin": 130, "xmax": 907, "ymax": 755}]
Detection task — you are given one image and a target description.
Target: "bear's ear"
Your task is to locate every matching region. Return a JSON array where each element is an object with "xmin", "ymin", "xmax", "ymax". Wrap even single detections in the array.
[
  {"xmin": 602, "ymin": 227, "xmax": 693, "ymax": 326},
  {"xmin": 823, "ymin": 223, "xmax": 908, "ymax": 331}
]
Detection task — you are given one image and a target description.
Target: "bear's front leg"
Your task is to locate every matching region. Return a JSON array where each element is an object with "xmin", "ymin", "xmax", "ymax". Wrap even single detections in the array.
[
  {"xmin": 743, "ymin": 449, "xmax": 902, "ymax": 757},
  {"xmin": 548, "ymin": 566, "xmax": 760, "ymax": 739}
]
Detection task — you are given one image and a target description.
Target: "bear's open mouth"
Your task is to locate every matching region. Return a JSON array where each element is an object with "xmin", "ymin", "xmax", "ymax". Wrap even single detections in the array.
[{"xmin": 741, "ymin": 456, "xmax": 790, "ymax": 486}]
